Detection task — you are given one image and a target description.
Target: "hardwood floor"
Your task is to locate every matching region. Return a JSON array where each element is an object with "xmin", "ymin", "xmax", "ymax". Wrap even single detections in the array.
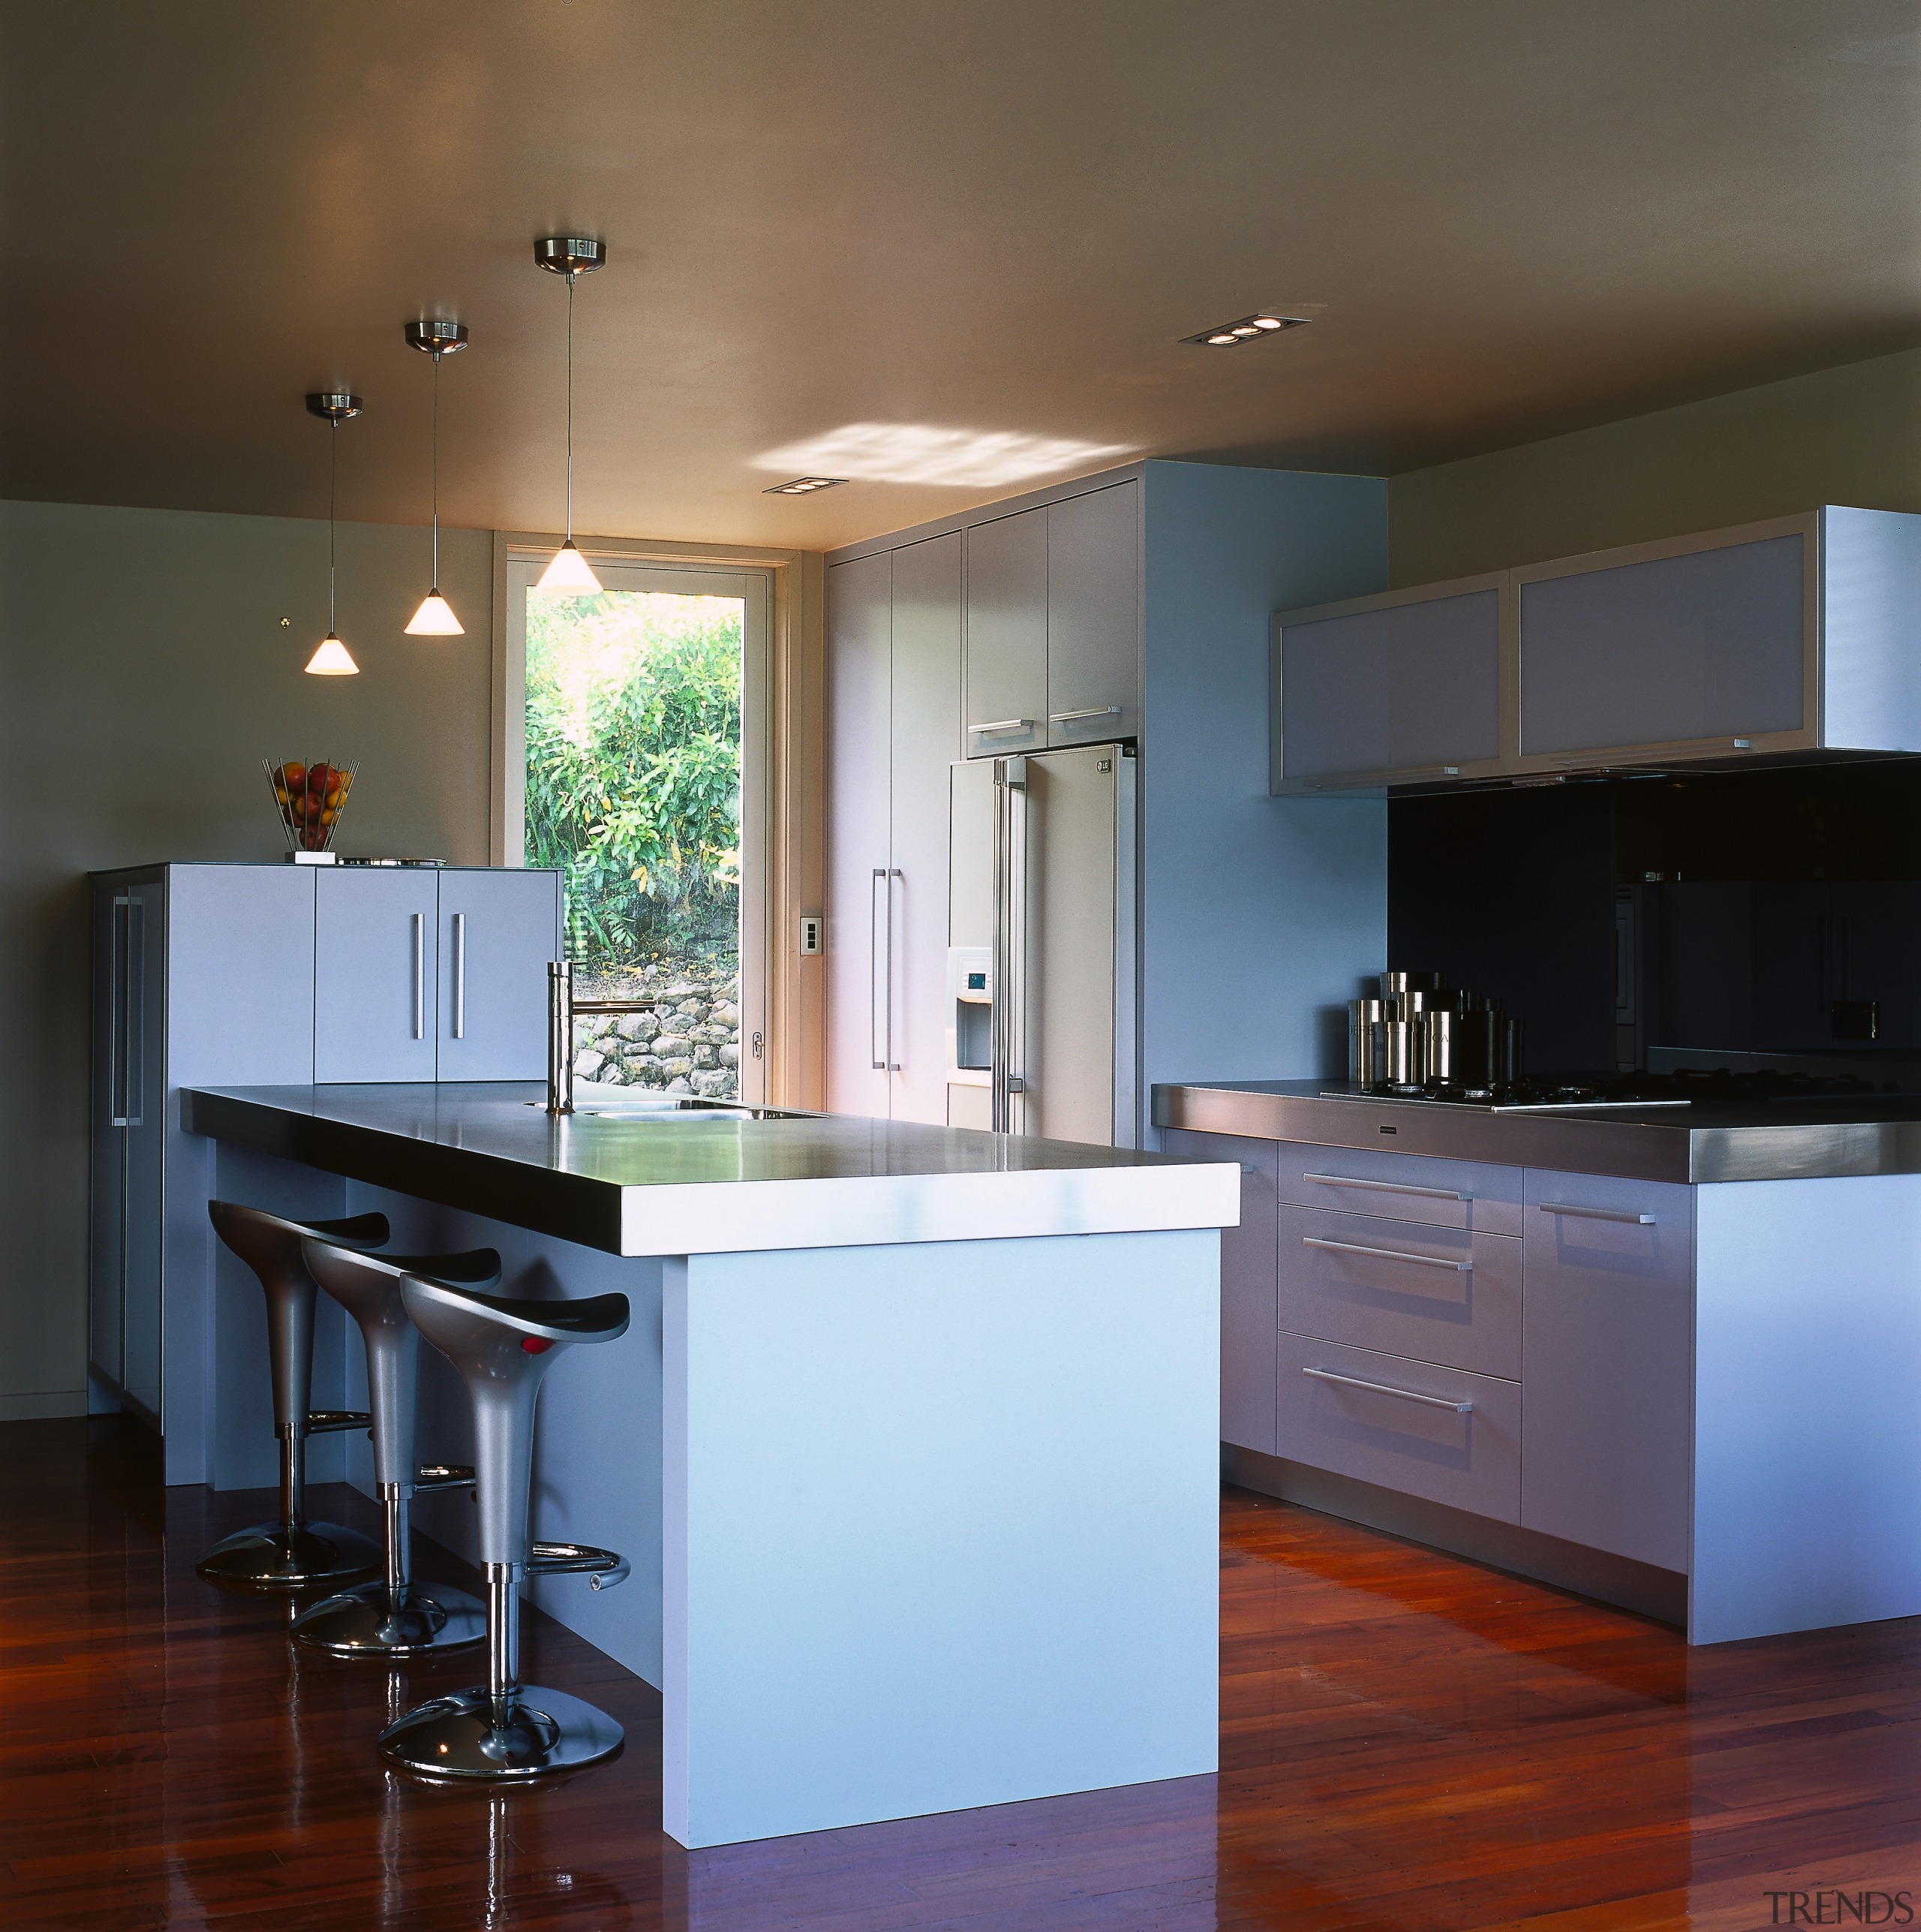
[{"xmin": 4, "ymin": 1417, "xmax": 1919, "ymax": 1930}]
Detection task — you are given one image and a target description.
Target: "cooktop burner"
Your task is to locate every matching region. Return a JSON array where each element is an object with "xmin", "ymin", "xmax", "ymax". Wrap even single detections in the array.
[{"xmin": 1318, "ymin": 1067, "xmax": 1902, "ymax": 1112}]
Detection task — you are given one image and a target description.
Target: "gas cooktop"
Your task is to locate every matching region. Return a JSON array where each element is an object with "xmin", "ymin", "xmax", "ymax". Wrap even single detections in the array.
[{"xmin": 1318, "ymin": 1067, "xmax": 1904, "ymax": 1112}]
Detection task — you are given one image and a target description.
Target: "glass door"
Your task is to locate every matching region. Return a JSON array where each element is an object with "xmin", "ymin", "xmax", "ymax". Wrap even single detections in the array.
[{"xmin": 508, "ymin": 557, "xmax": 769, "ymax": 1102}]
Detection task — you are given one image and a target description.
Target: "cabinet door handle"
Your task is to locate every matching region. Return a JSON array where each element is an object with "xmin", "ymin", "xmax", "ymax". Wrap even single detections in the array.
[
  {"xmin": 451, "ymin": 911, "xmax": 466, "ymax": 1040},
  {"xmin": 1048, "ymin": 706, "xmax": 1121, "ymax": 724},
  {"xmin": 1303, "ymin": 1234, "xmax": 1472, "ymax": 1273},
  {"xmin": 1302, "ymin": 1172, "xmax": 1472, "ymax": 1202},
  {"xmin": 1537, "ymin": 1201, "xmax": 1655, "ymax": 1225},
  {"xmin": 1302, "ymin": 1366, "xmax": 1474, "ymax": 1413},
  {"xmin": 411, "ymin": 913, "xmax": 425, "ymax": 1040},
  {"xmin": 973, "ymin": 718, "xmax": 1034, "ymax": 736},
  {"xmin": 870, "ymin": 869, "xmax": 888, "ymax": 1071}
]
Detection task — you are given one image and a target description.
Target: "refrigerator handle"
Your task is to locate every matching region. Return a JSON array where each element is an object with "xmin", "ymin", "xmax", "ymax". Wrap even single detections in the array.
[
  {"xmin": 885, "ymin": 870, "xmax": 903, "ymax": 1072},
  {"xmin": 991, "ymin": 759, "xmax": 1027, "ymax": 1133}
]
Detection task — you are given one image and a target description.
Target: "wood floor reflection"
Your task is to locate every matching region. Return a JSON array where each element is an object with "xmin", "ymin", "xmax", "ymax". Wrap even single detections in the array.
[{"xmin": 3, "ymin": 1416, "xmax": 1919, "ymax": 1929}]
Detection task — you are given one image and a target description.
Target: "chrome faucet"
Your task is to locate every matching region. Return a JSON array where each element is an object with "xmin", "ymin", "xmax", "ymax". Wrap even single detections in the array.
[{"xmin": 546, "ymin": 961, "xmax": 574, "ymax": 1115}]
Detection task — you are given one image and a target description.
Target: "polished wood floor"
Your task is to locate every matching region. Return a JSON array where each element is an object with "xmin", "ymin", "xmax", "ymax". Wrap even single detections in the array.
[{"xmin": 4, "ymin": 1417, "xmax": 1919, "ymax": 1930}]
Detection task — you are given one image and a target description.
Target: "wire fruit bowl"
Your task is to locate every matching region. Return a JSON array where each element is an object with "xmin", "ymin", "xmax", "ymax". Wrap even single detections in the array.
[{"xmin": 267, "ymin": 757, "xmax": 357, "ymax": 853}]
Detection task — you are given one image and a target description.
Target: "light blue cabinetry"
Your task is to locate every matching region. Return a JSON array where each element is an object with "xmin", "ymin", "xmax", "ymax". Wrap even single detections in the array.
[
  {"xmin": 1272, "ymin": 578, "xmax": 1503, "ymax": 790},
  {"xmin": 89, "ymin": 861, "xmax": 558, "ymax": 1475},
  {"xmin": 830, "ymin": 460, "xmax": 1390, "ymax": 1136}
]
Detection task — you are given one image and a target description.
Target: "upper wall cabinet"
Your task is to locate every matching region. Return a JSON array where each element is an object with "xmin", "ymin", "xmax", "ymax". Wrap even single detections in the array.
[
  {"xmin": 1271, "ymin": 576, "xmax": 1504, "ymax": 791},
  {"xmin": 1272, "ymin": 507, "xmax": 1921, "ymax": 793},
  {"xmin": 963, "ymin": 480, "xmax": 1141, "ymax": 758}
]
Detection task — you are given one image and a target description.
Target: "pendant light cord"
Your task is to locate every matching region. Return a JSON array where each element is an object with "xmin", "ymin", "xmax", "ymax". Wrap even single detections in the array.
[
  {"xmin": 431, "ymin": 351, "xmax": 440, "ymax": 588},
  {"xmin": 329, "ymin": 417, "xmax": 338, "ymax": 633},
  {"xmin": 564, "ymin": 272, "xmax": 576, "ymax": 542}
]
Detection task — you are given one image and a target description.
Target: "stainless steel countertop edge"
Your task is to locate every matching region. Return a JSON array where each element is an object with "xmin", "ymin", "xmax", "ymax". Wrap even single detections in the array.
[{"xmin": 1153, "ymin": 1082, "xmax": 1921, "ymax": 1184}]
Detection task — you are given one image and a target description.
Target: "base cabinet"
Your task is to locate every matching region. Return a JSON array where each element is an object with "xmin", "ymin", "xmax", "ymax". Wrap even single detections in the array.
[{"xmin": 1517, "ymin": 1170, "xmax": 1694, "ymax": 1573}]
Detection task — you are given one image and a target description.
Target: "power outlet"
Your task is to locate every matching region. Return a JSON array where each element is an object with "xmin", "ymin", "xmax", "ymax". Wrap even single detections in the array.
[{"xmin": 798, "ymin": 914, "xmax": 823, "ymax": 955}]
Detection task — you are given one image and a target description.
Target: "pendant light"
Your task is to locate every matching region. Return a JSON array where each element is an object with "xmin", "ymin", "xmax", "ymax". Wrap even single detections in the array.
[
  {"xmin": 534, "ymin": 235, "xmax": 607, "ymax": 595},
  {"xmin": 304, "ymin": 393, "xmax": 362, "ymax": 675},
  {"xmin": 402, "ymin": 318, "xmax": 468, "ymax": 635}
]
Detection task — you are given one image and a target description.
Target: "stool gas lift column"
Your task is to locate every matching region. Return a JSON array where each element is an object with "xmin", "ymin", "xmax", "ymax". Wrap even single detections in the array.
[
  {"xmin": 291, "ymin": 1238, "xmax": 501, "ymax": 1656},
  {"xmin": 197, "ymin": 1202, "xmax": 386, "ymax": 1587},
  {"xmin": 379, "ymin": 1274, "xmax": 632, "ymax": 1777}
]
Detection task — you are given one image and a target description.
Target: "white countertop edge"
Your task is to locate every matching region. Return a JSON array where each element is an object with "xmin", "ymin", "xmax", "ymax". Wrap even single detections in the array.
[{"xmin": 617, "ymin": 1160, "xmax": 1242, "ymax": 1256}]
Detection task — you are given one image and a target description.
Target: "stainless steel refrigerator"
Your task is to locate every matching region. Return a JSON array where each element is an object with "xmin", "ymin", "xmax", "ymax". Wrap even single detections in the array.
[{"xmin": 946, "ymin": 743, "xmax": 1138, "ymax": 1146}]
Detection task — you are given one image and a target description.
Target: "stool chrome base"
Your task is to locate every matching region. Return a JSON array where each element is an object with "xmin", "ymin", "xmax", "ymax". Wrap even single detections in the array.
[
  {"xmin": 195, "ymin": 1520, "xmax": 380, "ymax": 1589},
  {"xmin": 291, "ymin": 1579, "xmax": 486, "ymax": 1656},
  {"xmin": 378, "ymin": 1684, "xmax": 624, "ymax": 1780}
]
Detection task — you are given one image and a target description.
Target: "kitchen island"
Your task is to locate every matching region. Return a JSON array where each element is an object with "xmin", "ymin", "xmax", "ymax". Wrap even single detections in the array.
[
  {"xmin": 1157, "ymin": 1078, "xmax": 1921, "ymax": 1646},
  {"xmin": 182, "ymin": 1082, "xmax": 1240, "ymax": 1848}
]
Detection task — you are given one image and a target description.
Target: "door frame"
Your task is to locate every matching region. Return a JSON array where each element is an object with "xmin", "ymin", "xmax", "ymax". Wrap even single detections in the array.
[{"xmin": 491, "ymin": 532, "xmax": 824, "ymax": 1109}]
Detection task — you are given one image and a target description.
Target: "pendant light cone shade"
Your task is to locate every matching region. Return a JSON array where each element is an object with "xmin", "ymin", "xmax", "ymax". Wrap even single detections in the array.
[
  {"xmin": 304, "ymin": 398, "xmax": 362, "ymax": 676},
  {"xmin": 306, "ymin": 633, "xmax": 359, "ymax": 674},
  {"xmin": 405, "ymin": 591, "xmax": 464, "ymax": 634},
  {"xmin": 535, "ymin": 239, "xmax": 607, "ymax": 597},
  {"xmin": 404, "ymin": 323, "xmax": 466, "ymax": 636},
  {"xmin": 537, "ymin": 540, "xmax": 603, "ymax": 594}
]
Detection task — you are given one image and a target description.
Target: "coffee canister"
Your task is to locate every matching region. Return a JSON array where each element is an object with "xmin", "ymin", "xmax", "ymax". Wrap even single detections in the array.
[
  {"xmin": 1378, "ymin": 1019, "xmax": 1417, "ymax": 1087},
  {"xmin": 1420, "ymin": 1008, "xmax": 1455, "ymax": 1083},
  {"xmin": 1455, "ymin": 1009, "xmax": 1501, "ymax": 1087},
  {"xmin": 1348, "ymin": 998, "xmax": 1386, "ymax": 1086},
  {"xmin": 1380, "ymin": 970, "xmax": 1445, "ymax": 998},
  {"xmin": 1498, "ymin": 1016, "xmax": 1526, "ymax": 1084}
]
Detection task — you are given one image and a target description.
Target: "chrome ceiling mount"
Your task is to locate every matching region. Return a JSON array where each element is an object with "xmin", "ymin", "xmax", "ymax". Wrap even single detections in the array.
[
  {"xmin": 404, "ymin": 319, "xmax": 469, "ymax": 358},
  {"xmin": 534, "ymin": 235, "xmax": 607, "ymax": 279},
  {"xmin": 305, "ymin": 392, "xmax": 363, "ymax": 422}
]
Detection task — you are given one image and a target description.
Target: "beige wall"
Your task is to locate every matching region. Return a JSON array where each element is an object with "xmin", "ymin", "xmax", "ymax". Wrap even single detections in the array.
[
  {"xmin": 0, "ymin": 500, "xmax": 492, "ymax": 1416},
  {"xmin": 1387, "ymin": 347, "xmax": 1921, "ymax": 585}
]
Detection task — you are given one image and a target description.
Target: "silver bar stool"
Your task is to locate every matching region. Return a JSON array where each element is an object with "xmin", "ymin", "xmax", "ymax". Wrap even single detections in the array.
[
  {"xmin": 290, "ymin": 1238, "xmax": 501, "ymax": 1657},
  {"xmin": 197, "ymin": 1200, "xmax": 386, "ymax": 1587},
  {"xmin": 378, "ymin": 1276, "xmax": 631, "ymax": 1779}
]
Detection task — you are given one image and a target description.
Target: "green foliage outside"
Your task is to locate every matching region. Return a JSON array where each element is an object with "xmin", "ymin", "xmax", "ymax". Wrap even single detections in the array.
[{"xmin": 524, "ymin": 589, "xmax": 742, "ymax": 969}]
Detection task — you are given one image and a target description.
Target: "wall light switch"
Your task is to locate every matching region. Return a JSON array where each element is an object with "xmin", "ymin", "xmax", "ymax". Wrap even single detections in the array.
[{"xmin": 798, "ymin": 914, "xmax": 823, "ymax": 955}]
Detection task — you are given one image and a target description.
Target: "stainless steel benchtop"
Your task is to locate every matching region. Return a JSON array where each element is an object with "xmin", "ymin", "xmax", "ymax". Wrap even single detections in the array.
[
  {"xmin": 185, "ymin": 1083, "xmax": 1238, "ymax": 1257},
  {"xmin": 1153, "ymin": 1079, "xmax": 1921, "ymax": 1184}
]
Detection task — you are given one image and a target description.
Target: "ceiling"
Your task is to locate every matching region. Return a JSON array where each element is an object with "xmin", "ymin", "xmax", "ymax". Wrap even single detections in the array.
[{"xmin": 3, "ymin": 0, "xmax": 1916, "ymax": 551}]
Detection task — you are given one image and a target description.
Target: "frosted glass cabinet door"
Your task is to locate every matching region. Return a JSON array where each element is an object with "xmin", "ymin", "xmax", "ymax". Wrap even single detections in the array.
[
  {"xmin": 1518, "ymin": 534, "xmax": 1808, "ymax": 759},
  {"xmin": 1275, "ymin": 586, "xmax": 1500, "ymax": 786},
  {"xmin": 314, "ymin": 869, "xmax": 440, "ymax": 1082},
  {"xmin": 887, "ymin": 533, "xmax": 963, "ymax": 1124},
  {"xmin": 1046, "ymin": 482, "xmax": 1139, "ymax": 747},
  {"xmin": 964, "ymin": 507, "xmax": 1047, "ymax": 758},
  {"xmin": 437, "ymin": 869, "xmax": 560, "ymax": 1080}
]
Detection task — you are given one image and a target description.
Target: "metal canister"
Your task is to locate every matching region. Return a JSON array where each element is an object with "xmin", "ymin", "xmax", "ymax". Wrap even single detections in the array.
[
  {"xmin": 1498, "ymin": 1016, "xmax": 1526, "ymax": 1084},
  {"xmin": 1381, "ymin": 970, "xmax": 1446, "ymax": 998},
  {"xmin": 1455, "ymin": 1009, "xmax": 1500, "ymax": 1088},
  {"xmin": 1378, "ymin": 1019, "xmax": 1417, "ymax": 1088},
  {"xmin": 1348, "ymin": 998, "xmax": 1386, "ymax": 1087},
  {"xmin": 1420, "ymin": 1008, "xmax": 1455, "ymax": 1083}
]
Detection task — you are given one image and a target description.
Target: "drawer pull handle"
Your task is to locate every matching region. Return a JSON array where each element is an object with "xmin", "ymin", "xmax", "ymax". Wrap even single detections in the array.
[
  {"xmin": 1302, "ymin": 1366, "xmax": 1474, "ymax": 1413},
  {"xmin": 1538, "ymin": 1202, "xmax": 1656, "ymax": 1226},
  {"xmin": 1303, "ymin": 1172, "xmax": 1472, "ymax": 1202},
  {"xmin": 973, "ymin": 718, "xmax": 1035, "ymax": 736},
  {"xmin": 1303, "ymin": 1234, "xmax": 1472, "ymax": 1272},
  {"xmin": 1048, "ymin": 705, "xmax": 1122, "ymax": 724}
]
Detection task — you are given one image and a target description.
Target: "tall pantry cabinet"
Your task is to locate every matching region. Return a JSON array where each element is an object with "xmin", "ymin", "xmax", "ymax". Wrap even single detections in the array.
[
  {"xmin": 90, "ymin": 861, "xmax": 560, "ymax": 1484},
  {"xmin": 825, "ymin": 459, "xmax": 1390, "ymax": 1136}
]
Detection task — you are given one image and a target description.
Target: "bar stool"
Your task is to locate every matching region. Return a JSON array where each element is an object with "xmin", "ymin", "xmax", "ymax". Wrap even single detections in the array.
[
  {"xmin": 197, "ymin": 1201, "xmax": 386, "ymax": 1587},
  {"xmin": 289, "ymin": 1238, "xmax": 501, "ymax": 1657},
  {"xmin": 377, "ymin": 1276, "xmax": 631, "ymax": 1779}
]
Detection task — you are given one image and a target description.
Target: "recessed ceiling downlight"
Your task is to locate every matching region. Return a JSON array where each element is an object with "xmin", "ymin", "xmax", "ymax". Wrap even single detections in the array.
[
  {"xmin": 1183, "ymin": 313, "xmax": 1311, "ymax": 348},
  {"xmin": 763, "ymin": 477, "xmax": 849, "ymax": 496}
]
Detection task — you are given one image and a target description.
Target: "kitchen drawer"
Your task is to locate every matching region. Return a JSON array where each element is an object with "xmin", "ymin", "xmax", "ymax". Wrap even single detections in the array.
[
  {"xmin": 1279, "ymin": 1205, "xmax": 1520, "ymax": 1378},
  {"xmin": 1276, "ymin": 1332, "xmax": 1520, "ymax": 1524},
  {"xmin": 1276, "ymin": 1145, "xmax": 1523, "ymax": 1236},
  {"xmin": 1521, "ymin": 1168, "xmax": 1694, "ymax": 1572}
]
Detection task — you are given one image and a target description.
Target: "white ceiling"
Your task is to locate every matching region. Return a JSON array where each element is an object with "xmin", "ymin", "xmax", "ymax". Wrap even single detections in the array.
[{"xmin": 3, "ymin": 0, "xmax": 1916, "ymax": 550}]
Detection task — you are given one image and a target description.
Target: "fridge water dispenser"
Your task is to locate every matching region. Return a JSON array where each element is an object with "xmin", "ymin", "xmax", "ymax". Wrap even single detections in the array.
[{"xmin": 946, "ymin": 946, "xmax": 992, "ymax": 1075}]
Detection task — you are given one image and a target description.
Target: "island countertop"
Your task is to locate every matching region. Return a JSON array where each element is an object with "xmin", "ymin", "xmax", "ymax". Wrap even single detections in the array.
[
  {"xmin": 183, "ymin": 1083, "xmax": 1240, "ymax": 1256},
  {"xmin": 1153, "ymin": 1078, "xmax": 1921, "ymax": 1183}
]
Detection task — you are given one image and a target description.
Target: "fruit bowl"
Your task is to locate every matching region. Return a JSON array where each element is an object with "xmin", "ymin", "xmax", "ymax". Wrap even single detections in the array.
[{"xmin": 266, "ymin": 757, "xmax": 357, "ymax": 853}]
